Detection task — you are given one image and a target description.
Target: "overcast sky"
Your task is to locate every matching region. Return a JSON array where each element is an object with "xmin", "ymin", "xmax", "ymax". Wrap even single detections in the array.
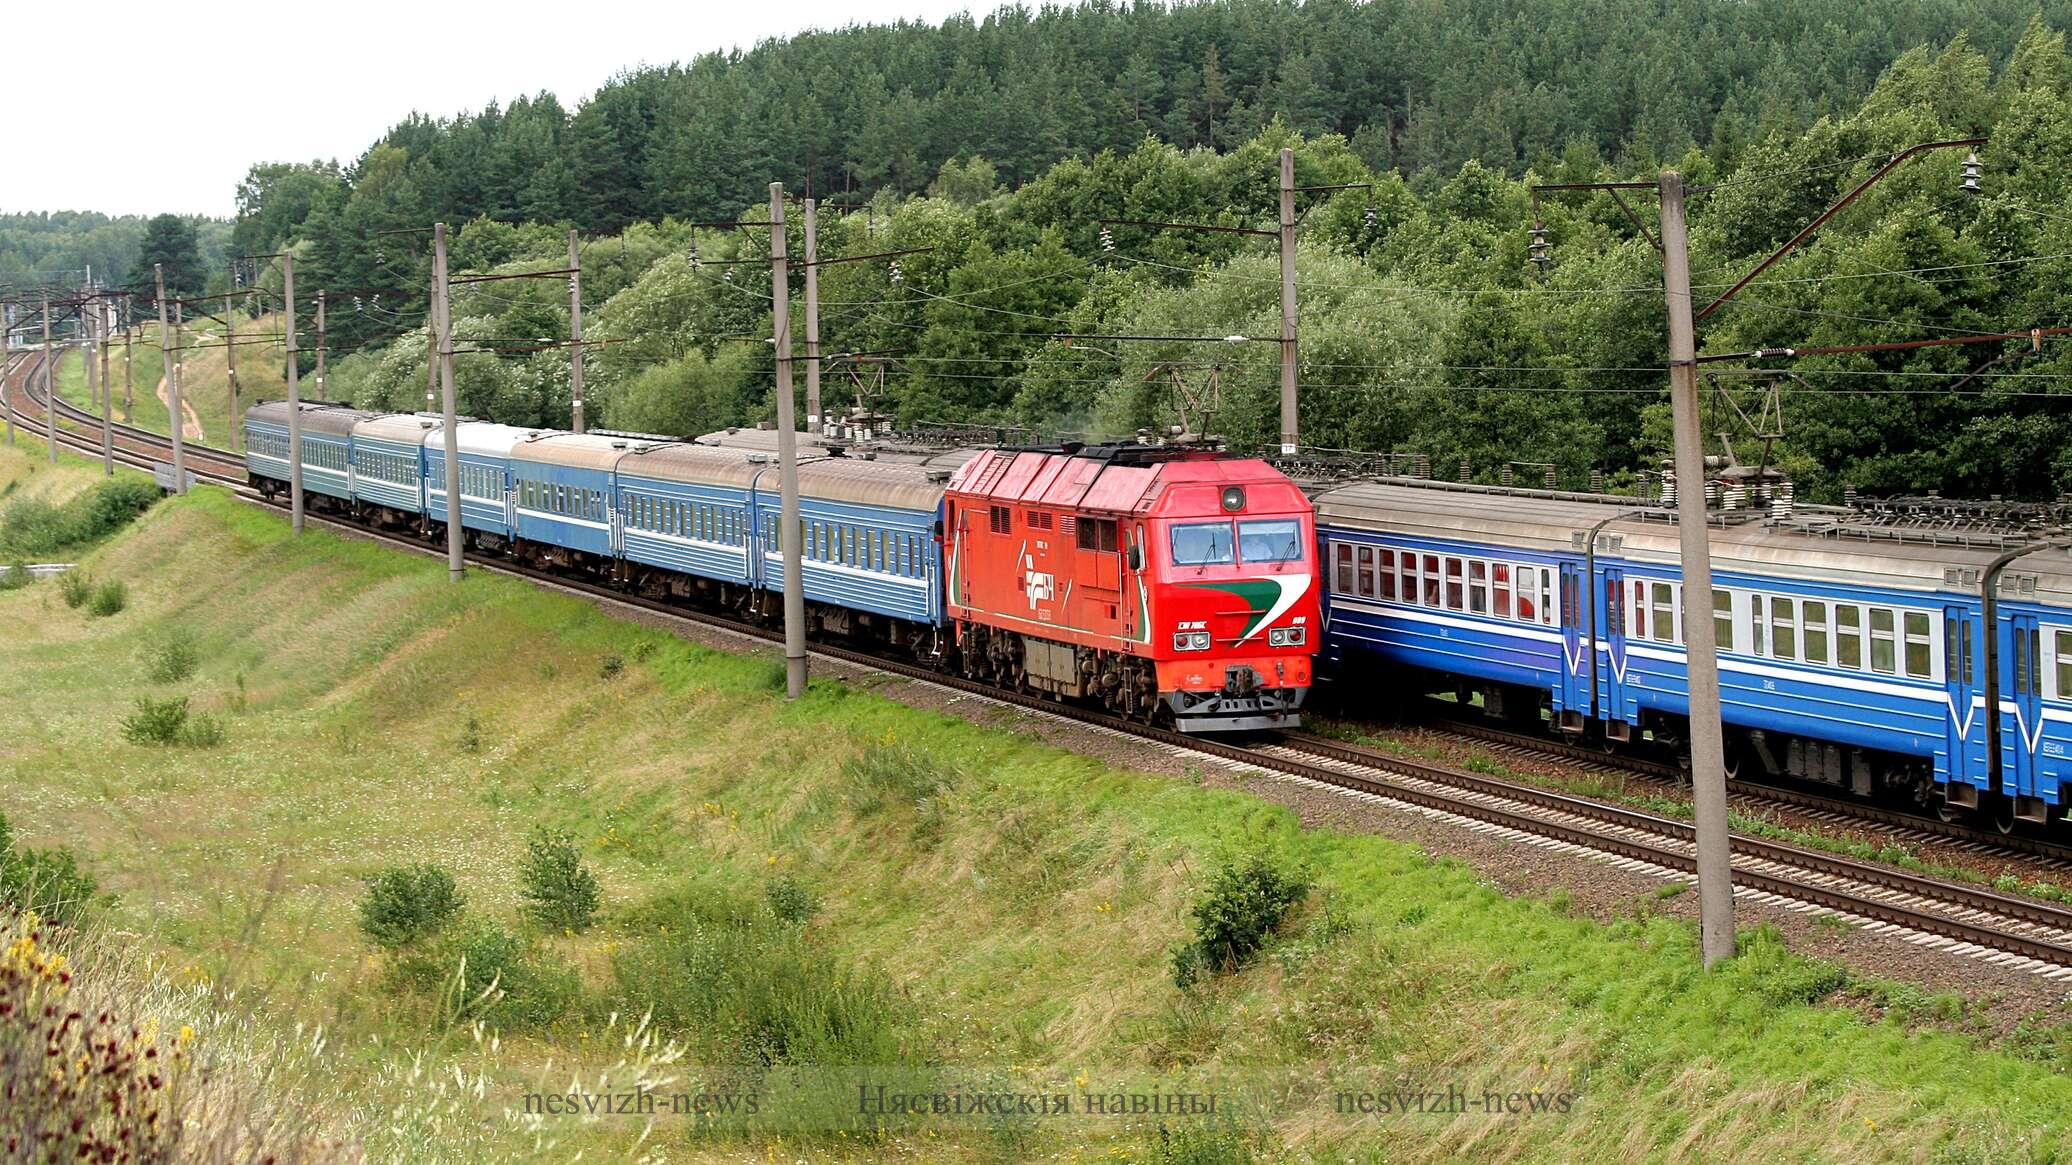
[{"xmin": 6, "ymin": 0, "xmax": 988, "ymax": 220}]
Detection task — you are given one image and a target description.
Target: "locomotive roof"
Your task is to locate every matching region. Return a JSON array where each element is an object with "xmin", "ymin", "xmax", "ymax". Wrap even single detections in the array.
[
  {"xmin": 1316, "ymin": 478, "xmax": 2072, "ymax": 599},
  {"xmin": 245, "ymin": 399, "xmax": 377, "ymax": 438},
  {"xmin": 693, "ymin": 425, "xmax": 984, "ymax": 472},
  {"xmin": 440, "ymin": 421, "xmax": 541, "ymax": 458},
  {"xmin": 949, "ymin": 446, "xmax": 1293, "ymax": 515}
]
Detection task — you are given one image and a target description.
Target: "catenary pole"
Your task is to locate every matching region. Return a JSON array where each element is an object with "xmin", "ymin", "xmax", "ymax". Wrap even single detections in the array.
[
  {"xmin": 435, "ymin": 223, "xmax": 463, "ymax": 582},
  {"xmin": 314, "ymin": 290, "xmax": 327, "ymax": 401},
  {"xmin": 122, "ymin": 322, "xmax": 133, "ymax": 422},
  {"xmin": 1658, "ymin": 171, "xmax": 1735, "ymax": 967},
  {"xmin": 803, "ymin": 197, "xmax": 821, "ymax": 432},
  {"xmin": 1277, "ymin": 147, "xmax": 1298, "ymax": 456},
  {"xmin": 224, "ymin": 292, "xmax": 238, "ymax": 448},
  {"xmin": 283, "ymin": 254, "xmax": 303, "ymax": 531},
  {"xmin": 41, "ymin": 294, "xmax": 54, "ymax": 464},
  {"xmin": 568, "ymin": 229, "xmax": 585, "ymax": 433},
  {"xmin": 171, "ymin": 301, "xmax": 187, "ymax": 485},
  {"xmin": 92, "ymin": 298, "xmax": 109, "ymax": 475},
  {"xmin": 770, "ymin": 183, "xmax": 807, "ymax": 700}
]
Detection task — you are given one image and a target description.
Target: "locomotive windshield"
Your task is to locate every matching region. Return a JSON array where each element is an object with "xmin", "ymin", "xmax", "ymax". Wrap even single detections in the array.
[
  {"xmin": 1237, "ymin": 519, "xmax": 1302, "ymax": 563},
  {"xmin": 1170, "ymin": 522, "xmax": 1236, "ymax": 565}
]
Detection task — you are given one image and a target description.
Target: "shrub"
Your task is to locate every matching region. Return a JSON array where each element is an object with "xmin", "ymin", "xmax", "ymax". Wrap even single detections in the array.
[
  {"xmin": 121, "ymin": 695, "xmax": 189, "ymax": 745},
  {"xmin": 119, "ymin": 696, "xmax": 224, "ymax": 748},
  {"xmin": 0, "ymin": 561, "xmax": 28, "ymax": 591},
  {"xmin": 457, "ymin": 713, "xmax": 482, "ymax": 753},
  {"xmin": 57, "ymin": 570, "xmax": 92, "ymax": 609},
  {"xmin": 358, "ymin": 864, "xmax": 465, "ymax": 950},
  {"xmin": 0, "ymin": 811, "xmax": 107, "ymax": 927},
  {"xmin": 86, "ymin": 579, "xmax": 127, "ymax": 617},
  {"xmin": 0, "ymin": 478, "xmax": 158, "ymax": 557},
  {"xmin": 519, "ymin": 826, "xmax": 599, "ymax": 933},
  {"xmin": 1171, "ymin": 851, "xmax": 1310, "ymax": 986},
  {"xmin": 396, "ymin": 924, "xmax": 581, "ymax": 1030},
  {"xmin": 766, "ymin": 875, "xmax": 817, "ymax": 925},
  {"xmin": 145, "ymin": 632, "xmax": 200, "ymax": 682}
]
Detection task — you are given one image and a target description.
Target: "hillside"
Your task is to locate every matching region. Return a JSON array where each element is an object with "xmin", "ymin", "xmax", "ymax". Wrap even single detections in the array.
[
  {"xmin": 49, "ymin": 310, "xmax": 294, "ymax": 449},
  {"xmin": 2, "ymin": 451, "xmax": 2071, "ymax": 1160}
]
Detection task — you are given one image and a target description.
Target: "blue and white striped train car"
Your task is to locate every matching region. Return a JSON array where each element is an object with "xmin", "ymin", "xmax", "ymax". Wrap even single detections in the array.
[
  {"xmin": 509, "ymin": 433, "xmax": 622, "ymax": 562},
  {"xmin": 771, "ymin": 456, "xmax": 951, "ymax": 631},
  {"xmin": 243, "ymin": 400, "xmax": 379, "ymax": 505},
  {"xmin": 427, "ymin": 421, "xmax": 534, "ymax": 542},
  {"xmin": 1314, "ymin": 478, "xmax": 2072, "ymax": 826},
  {"xmin": 614, "ymin": 442, "xmax": 760, "ymax": 591},
  {"xmin": 349, "ymin": 413, "xmax": 433, "ymax": 520}
]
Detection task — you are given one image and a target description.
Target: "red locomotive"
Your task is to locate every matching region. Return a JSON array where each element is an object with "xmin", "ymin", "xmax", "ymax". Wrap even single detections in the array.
[{"xmin": 944, "ymin": 443, "xmax": 1320, "ymax": 732}]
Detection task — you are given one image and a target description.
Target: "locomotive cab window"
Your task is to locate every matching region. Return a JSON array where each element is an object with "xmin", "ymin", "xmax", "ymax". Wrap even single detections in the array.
[
  {"xmin": 1236, "ymin": 519, "xmax": 1302, "ymax": 563},
  {"xmin": 1169, "ymin": 522, "xmax": 1234, "ymax": 566}
]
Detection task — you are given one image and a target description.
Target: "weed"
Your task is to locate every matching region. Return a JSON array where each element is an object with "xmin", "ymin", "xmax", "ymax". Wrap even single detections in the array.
[
  {"xmin": 358, "ymin": 864, "xmax": 466, "ymax": 949},
  {"xmin": 397, "ymin": 924, "xmax": 581, "ymax": 1031},
  {"xmin": 119, "ymin": 696, "xmax": 224, "ymax": 748},
  {"xmin": 629, "ymin": 640, "xmax": 657, "ymax": 662},
  {"xmin": 0, "ymin": 812, "xmax": 108, "ymax": 927},
  {"xmin": 457, "ymin": 713, "xmax": 483, "ymax": 754},
  {"xmin": 1653, "ymin": 881, "xmax": 1690, "ymax": 899},
  {"xmin": 766, "ymin": 874, "xmax": 818, "ymax": 925},
  {"xmin": 57, "ymin": 570, "xmax": 92, "ymax": 609},
  {"xmin": 598, "ymin": 653, "xmax": 625, "ymax": 680},
  {"xmin": 1171, "ymin": 850, "xmax": 1311, "ymax": 987},
  {"xmin": 1138, "ymin": 1112, "xmax": 1269, "ymax": 1164},
  {"xmin": 86, "ymin": 579, "xmax": 127, "ymax": 617},
  {"xmin": 144, "ymin": 632, "xmax": 199, "ymax": 682},
  {"xmin": 843, "ymin": 740, "xmax": 961, "ymax": 818},
  {"xmin": 519, "ymin": 826, "xmax": 599, "ymax": 933},
  {"xmin": 1547, "ymin": 887, "xmax": 1576, "ymax": 916}
]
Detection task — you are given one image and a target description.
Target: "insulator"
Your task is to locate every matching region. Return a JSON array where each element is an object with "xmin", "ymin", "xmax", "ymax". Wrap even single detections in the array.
[
  {"xmin": 688, "ymin": 242, "xmax": 701, "ymax": 267},
  {"xmin": 723, "ymin": 268, "xmax": 735, "ymax": 282},
  {"xmin": 888, "ymin": 260, "xmax": 904, "ymax": 284},
  {"xmin": 1098, "ymin": 227, "xmax": 1115, "ymax": 253},
  {"xmin": 1364, "ymin": 205, "xmax": 1378, "ymax": 229},
  {"xmin": 1528, "ymin": 220, "xmax": 1552, "ymax": 268},
  {"xmin": 1960, "ymin": 151, "xmax": 1983, "ymax": 195}
]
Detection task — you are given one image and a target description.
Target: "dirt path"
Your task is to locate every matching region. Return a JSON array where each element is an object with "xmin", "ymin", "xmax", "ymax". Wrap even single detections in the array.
[{"xmin": 154, "ymin": 375, "xmax": 205, "ymax": 442}]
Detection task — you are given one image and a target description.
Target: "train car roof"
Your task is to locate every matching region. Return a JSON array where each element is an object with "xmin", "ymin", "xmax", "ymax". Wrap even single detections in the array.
[
  {"xmin": 1315, "ymin": 478, "xmax": 2072, "ymax": 599},
  {"xmin": 245, "ymin": 400, "xmax": 377, "ymax": 438},
  {"xmin": 616, "ymin": 441, "xmax": 764, "ymax": 488},
  {"xmin": 438, "ymin": 421, "xmax": 540, "ymax": 459},
  {"xmin": 694, "ymin": 425, "xmax": 984, "ymax": 472},
  {"xmin": 508, "ymin": 431, "xmax": 630, "ymax": 472},
  {"xmin": 794, "ymin": 455, "xmax": 951, "ymax": 511},
  {"xmin": 950, "ymin": 446, "xmax": 1300, "ymax": 516},
  {"xmin": 354, "ymin": 412, "xmax": 442, "ymax": 445}
]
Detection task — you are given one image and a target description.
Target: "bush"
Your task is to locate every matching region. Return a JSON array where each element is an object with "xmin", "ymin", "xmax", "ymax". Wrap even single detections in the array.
[
  {"xmin": 86, "ymin": 579, "xmax": 126, "ymax": 617},
  {"xmin": 57, "ymin": 570, "xmax": 92, "ymax": 609},
  {"xmin": 358, "ymin": 864, "xmax": 466, "ymax": 950},
  {"xmin": 145, "ymin": 633, "xmax": 199, "ymax": 682},
  {"xmin": 0, "ymin": 811, "xmax": 107, "ymax": 927},
  {"xmin": 519, "ymin": 826, "xmax": 599, "ymax": 933},
  {"xmin": 0, "ymin": 561, "xmax": 28, "ymax": 591},
  {"xmin": 766, "ymin": 875, "xmax": 817, "ymax": 925},
  {"xmin": 119, "ymin": 696, "xmax": 225, "ymax": 748},
  {"xmin": 1171, "ymin": 851, "xmax": 1310, "ymax": 987},
  {"xmin": 395, "ymin": 924, "xmax": 582, "ymax": 1031},
  {"xmin": 0, "ymin": 477, "xmax": 159, "ymax": 557}
]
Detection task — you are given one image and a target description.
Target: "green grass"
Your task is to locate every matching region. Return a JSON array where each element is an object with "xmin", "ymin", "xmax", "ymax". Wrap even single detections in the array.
[
  {"xmin": 2, "ymin": 484, "xmax": 2071, "ymax": 1161},
  {"xmin": 49, "ymin": 315, "xmax": 271, "ymax": 449}
]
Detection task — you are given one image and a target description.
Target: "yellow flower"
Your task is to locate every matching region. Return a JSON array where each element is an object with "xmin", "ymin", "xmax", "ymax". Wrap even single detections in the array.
[{"xmin": 177, "ymin": 1024, "xmax": 195, "ymax": 1045}]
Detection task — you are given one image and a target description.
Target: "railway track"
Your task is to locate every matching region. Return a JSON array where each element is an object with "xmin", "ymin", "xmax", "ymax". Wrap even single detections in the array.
[{"xmin": 10, "ymin": 371, "xmax": 2072, "ymax": 976}]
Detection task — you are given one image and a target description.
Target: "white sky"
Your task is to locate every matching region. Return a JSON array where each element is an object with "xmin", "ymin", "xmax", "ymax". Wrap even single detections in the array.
[{"xmin": 5, "ymin": 0, "xmax": 988, "ymax": 219}]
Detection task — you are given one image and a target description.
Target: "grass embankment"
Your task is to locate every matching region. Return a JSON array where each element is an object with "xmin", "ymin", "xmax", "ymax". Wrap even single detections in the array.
[
  {"xmin": 51, "ymin": 311, "xmax": 291, "ymax": 449},
  {"xmin": 1, "ymin": 480, "xmax": 2070, "ymax": 1161}
]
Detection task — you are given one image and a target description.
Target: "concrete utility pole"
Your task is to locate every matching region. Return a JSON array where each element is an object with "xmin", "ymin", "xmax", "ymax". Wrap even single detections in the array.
[
  {"xmin": 567, "ymin": 229, "xmax": 585, "ymax": 433},
  {"xmin": 41, "ymin": 295, "xmax": 55, "ymax": 464},
  {"xmin": 314, "ymin": 290, "xmax": 327, "ymax": 401},
  {"xmin": 1658, "ymin": 171, "xmax": 1735, "ymax": 968},
  {"xmin": 425, "ymin": 270, "xmax": 439, "ymax": 410},
  {"xmin": 98, "ymin": 302, "xmax": 113, "ymax": 470},
  {"xmin": 803, "ymin": 198, "xmax": 822, "ymax": 432},
  {"xmin": 1277, "ymin": 146, "xmax": 1299, "ymax": 456},
  {"xmin": 770, "ymin": 183, "xmax": 807, "ymax": 700},
  {"xmin": 91, "ymin": 300, "xmax": 109, "ymax": 475},
  {"xmin": 434, "ymin": 223, "xmax": 463, "ymax": 582},
  {"xmin": 171, "ymin": 302, "xmax": 187, "ymax": 478},
  {"xmin": 283, "ymin": 254, "xmax": 303, "ymax": 530},
  {"xmin": 122, "ymin": 324, "xmax": 133, "ymax": 422},
  {"xmin": 224, "ymin": 293, "xmax": 238, "ymax": 446}
]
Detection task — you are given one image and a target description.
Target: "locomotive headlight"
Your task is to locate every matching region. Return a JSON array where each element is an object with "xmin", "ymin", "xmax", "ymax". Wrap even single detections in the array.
[
  {"xmin": 1268, "ymin": 627, "xmax": 1306, "ymax": 647},
  {"xmin": 1220, "ymin": 486, "xmax": 1246, "ymax": 512},
  {"xmin": 1174, "ymin": 631, "xmax": 1212, "ymax": 651}
]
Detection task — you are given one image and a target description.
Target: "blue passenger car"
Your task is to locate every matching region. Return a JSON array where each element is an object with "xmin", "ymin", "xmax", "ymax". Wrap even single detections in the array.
[
  {"xmin": 509, "ymin": 433, "xmax": 623, "ymax": 559},
  {"xmin": 614, "ymin": 442, "xmax": 760, "ymax": 588},
  {"xmin": 754, "ymin": 456, "xmax": 951, "ymax": 627},
  {"xmin": 243, "ymin": 400, "xmax": 378, "ymax": 502},
  {"xmin": 349, "ymin": 413, "xmax": 433, "ymax": 517},
  {"xmin": 426, "ymin": 421, "xmax": 532, "ymax": 540},
  {"xmin": 1310, "ymin": 478, "xmax": 2053, "ymax": 821}
]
